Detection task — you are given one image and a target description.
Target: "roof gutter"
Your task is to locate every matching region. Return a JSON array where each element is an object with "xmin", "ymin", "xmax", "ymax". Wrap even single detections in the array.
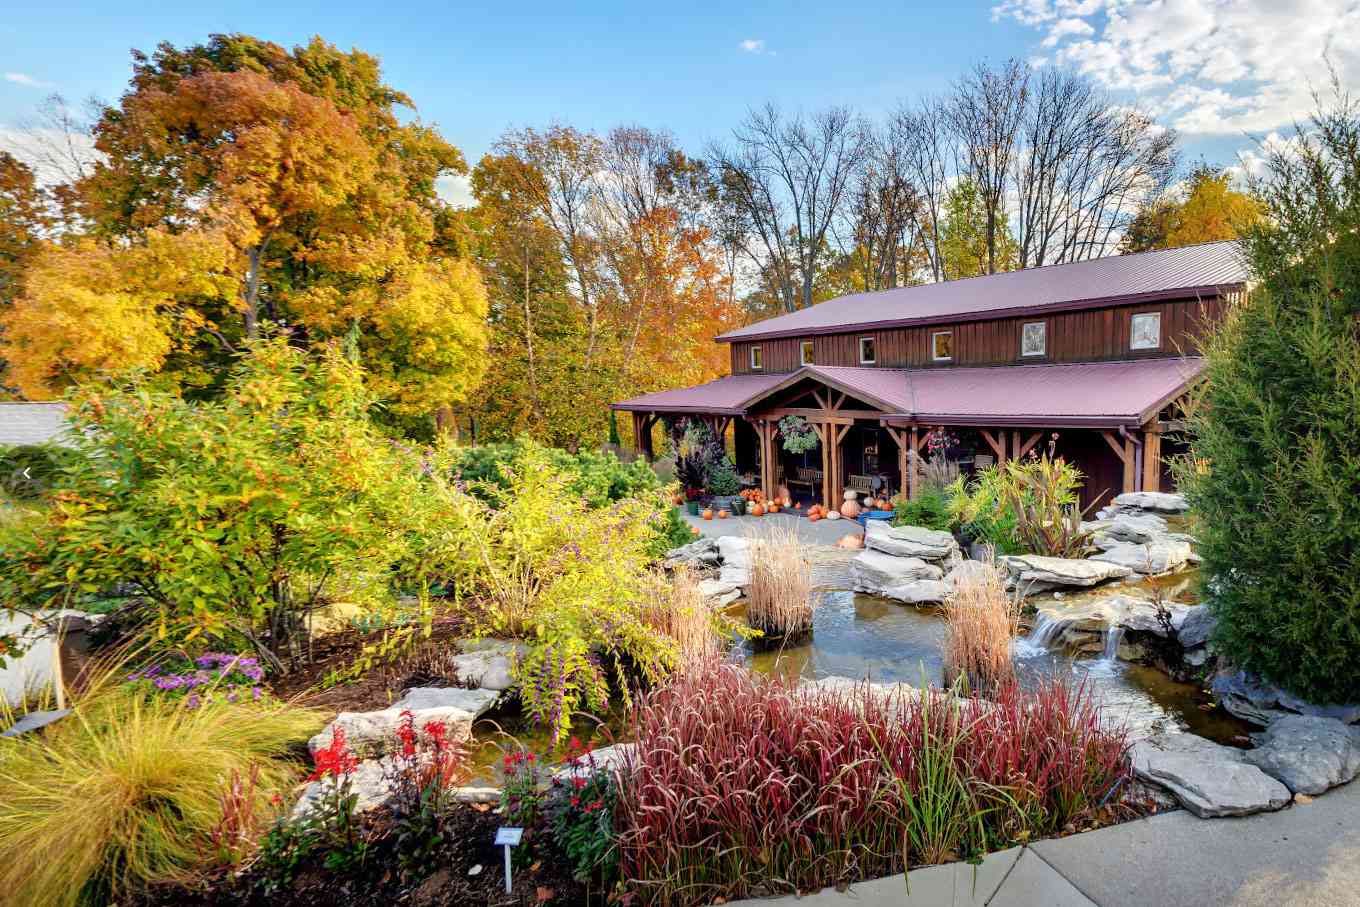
[{"xmin": 714, "ymin": 283, "xmax": 1242, "ymax": 344}]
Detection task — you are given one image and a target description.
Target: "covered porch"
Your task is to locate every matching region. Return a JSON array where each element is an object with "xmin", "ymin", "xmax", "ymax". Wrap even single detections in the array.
[{"xmin": 612, "ymin": 359, "xmax": 1204, "ymax": 510}]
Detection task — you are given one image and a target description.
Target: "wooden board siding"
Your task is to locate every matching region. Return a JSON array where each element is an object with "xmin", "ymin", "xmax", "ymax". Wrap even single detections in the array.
[{"xmin": 729, "ymin": 296, "xmax": 1227, "ymax": 374}]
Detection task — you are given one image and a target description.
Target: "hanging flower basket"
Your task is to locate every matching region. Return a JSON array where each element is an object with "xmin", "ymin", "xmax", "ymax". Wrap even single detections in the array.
[{"xmin": 779, "ymin": 415, "xmax": 818, "ymax": 454}]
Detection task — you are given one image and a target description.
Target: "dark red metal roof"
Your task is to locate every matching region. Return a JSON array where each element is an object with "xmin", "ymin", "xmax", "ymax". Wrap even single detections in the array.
[
  {"xmin": 612, "ymin": 358, "xmax": 1205, "ymax": 428},
  {"xmin": 716, "ymin": 242, "xmax": 1248, "ymax": 343}
]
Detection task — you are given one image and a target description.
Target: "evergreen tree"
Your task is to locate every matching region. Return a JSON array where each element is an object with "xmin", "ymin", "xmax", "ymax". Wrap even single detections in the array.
[{"xmin": 1181, "ymin": 92, "xmax": 1360, "ymax": 703}]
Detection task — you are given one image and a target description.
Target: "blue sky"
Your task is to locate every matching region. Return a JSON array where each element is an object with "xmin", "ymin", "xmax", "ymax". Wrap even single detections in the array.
[{"xmin": 2, "ymin": 0, "xmax": 1353, "ymax": 193}]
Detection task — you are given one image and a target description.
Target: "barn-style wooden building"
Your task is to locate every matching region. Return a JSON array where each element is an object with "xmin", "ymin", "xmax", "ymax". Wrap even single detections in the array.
[{"xmin": 612, "ymin": 241, "xmax": 1248, "ymax": 510}]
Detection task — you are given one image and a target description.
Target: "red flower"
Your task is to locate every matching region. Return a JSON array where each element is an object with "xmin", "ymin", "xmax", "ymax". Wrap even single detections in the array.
[
  {"xmin": 309, "ymin": 727, "xmax": 358, "ymax": 781},
  {"xmin": 397, "ymin": 709, "xmax": 417, "ymax": 758},
  {"xmin": 572, "ymin": 776, "xmax": 587, "ymax": 790},
  {"xmin": 571, "ymin": 796, "xmax": 580, "ymax": 807}
]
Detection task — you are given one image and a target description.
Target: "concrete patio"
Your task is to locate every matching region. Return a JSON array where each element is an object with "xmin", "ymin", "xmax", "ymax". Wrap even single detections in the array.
[
  {"xmin": 679, "ymin": 508, "xmax": 865, "ymax": 547},
  {"xmin": 728, "ymin": 779, "xmax": 1360, "ymax": 906}
]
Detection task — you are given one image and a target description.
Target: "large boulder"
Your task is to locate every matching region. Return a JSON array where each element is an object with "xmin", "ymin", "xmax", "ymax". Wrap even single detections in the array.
[
  {"xmin": 863, "ymin": 521, "xmax": 959, "ymax": 561},
  {"xmin": 309, "ymin": 687, "xmax": 498, "ymax": 759},
  {"xmin": 447, "ymin": 651, "xmax": 515, "ymax": 692},
  {"xmin": 1100, "ymin": 513, "xmax": 1169, "ymax": 545},
  {"xmin": 1089, "ymin": 539, "xmax": 1193, "ymax": 575},
  {"xmin": 718, "ymin": 564, "xmax": 750, "ymax": 590},
  {"xmin": 717, "ymin": 536, "xmax": 751, "ymax": 569},
  {"xmin": 553, "ymin": 742, "xmax": 637, "ymax": 783},
  {"xmin": 850, "ymin": 550, "xmax": 944, "ymax": 602},
  {"xmin": 1111, "ymin": 491, "xmax": 1190, "ymax": 514},
  {"xmin": 1243, "ymin": 715, "xmax": 1360, "ymax": 795},
  {"xmin": 1130, "ymin": 732, "xmax": 1292, "ymax": 818},
  {"xmin": 663, "ymin": 537, "xmax": 721, "ymax": 570},
  {"xmin": 1177, "ymin": 605, "xmax": 1216, "ymax": 650},
  {"xmin": 999, "ymin": 554, "xmax": 1132, "ymax": 593},
  {"xmin": 1211, "ymin": 668, "xmax": 1360, "ymax": 727},
  {"xmin": 697, "ymin": 578, "xmax": 741, "ymax": 608}
]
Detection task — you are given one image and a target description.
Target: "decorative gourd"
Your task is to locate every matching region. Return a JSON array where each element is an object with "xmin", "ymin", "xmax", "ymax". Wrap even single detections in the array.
[
  {"xmin": 767, "ymin": 503, "xmax": 780, "ymax": 513},
  {"xmin": 843, "ymin": 488, "xmax": 858, "ymax": 502},
  {"xmin": 702, "ymin": 508, "xmax": 714, "ymax": 520},
  {"xmin": 777, "ymin": 484, "xmax": 792, "ymax": 504},
  {"xmin": 826, "ymin": 509, "xmax": 841, "ymax": 520},
  {"xmin": 841, "ymin": 499, "xmax": 861, "ymax": 519},
  {"xmin": 808, "ymin": 512, "xmax": 822, "ymax": 522}
]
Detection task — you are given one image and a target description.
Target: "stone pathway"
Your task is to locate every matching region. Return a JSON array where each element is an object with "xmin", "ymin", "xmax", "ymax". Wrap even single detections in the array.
[{"xmin": 728, "ymin": 778, "xmax": 1360, "ymax": 906}]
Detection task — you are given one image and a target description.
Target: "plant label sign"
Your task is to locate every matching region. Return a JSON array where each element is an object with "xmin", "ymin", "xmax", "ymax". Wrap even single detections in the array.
[{"xmin": 495, "ymin": 826, "xmax": 524, "ymax": 893}]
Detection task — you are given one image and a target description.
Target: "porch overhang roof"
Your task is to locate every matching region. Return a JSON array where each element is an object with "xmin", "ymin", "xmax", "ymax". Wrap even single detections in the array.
[{"xmin": 611, "ymin": 358, "xmax": 1205, "ymax": 429}]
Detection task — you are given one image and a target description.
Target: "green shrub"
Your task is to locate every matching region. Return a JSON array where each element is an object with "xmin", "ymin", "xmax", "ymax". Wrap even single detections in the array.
[
  {"xmin": 1177, "ymin": 94, "xmax": 1360, "ymax": 704},
  {"xmin": 892, "ymin": 488, "xmax": 952, "ymax": 531},
  {"xmin": 649, "ymin": 505, "xmax": 695, "ymax": 560},
  {"xmin": 704, "ymin": 458, "xmax": 741, "ymax": 496},
  {"xmin": 0, "ymin": 667, "xmax": 322, "ymax": 907},
  {"xmin": 0, "ymin": 339, "xmax": 454, "ymax": 667},
  {"xmin": 0, "ymin": 443, "xmax": 84, "ymax": 500},
  {"xmin": 449, "ymin": 438, "xmax": 661, "ymax": 508}
]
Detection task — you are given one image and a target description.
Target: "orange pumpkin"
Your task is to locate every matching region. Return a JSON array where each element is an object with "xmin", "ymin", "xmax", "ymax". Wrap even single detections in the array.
[
  {"xmin": 750, "ymin": 504, "xmax": 765, "ymax": 516},
  {"xmin": 690, "ymin": 525, "xmax": 701, "ymax": 535},
  {"xmin": 809, "ymin": 512, "xmax": 822, "ymax": 522},
  {"xmin": 717, "ymin": 509, "xmax": 730, "ymax": 519},
  {"xmin": 673, "ymin": 493, "xmax": 685, "ymax": 506},
  {"xmin": 702, "ymin": 508, "xmax": 714, "ymax": 520},
  {"xmin": 768, "ymin": 504, "xmax": 780, "ymax": 513}
]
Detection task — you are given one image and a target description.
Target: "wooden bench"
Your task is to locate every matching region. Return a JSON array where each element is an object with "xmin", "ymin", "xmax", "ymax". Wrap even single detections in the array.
[
  {"xmin": 847, "ymin": 474, "xmax": 875, "ymax": 495},
  {"xmin": 788, "ymin": 467, "xmax": 823, "ymax": 494}
]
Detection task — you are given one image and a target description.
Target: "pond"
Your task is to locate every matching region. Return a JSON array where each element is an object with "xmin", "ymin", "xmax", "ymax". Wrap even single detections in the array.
[{"xmin": 464, "ymin": 569, "xmax": 1253, "ymax": 785}]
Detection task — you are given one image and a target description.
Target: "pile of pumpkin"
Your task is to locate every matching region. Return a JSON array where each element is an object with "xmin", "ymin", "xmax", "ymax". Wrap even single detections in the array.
[{"xmin": 739, "ymin": 487, "xmax": 789, "ymax": 517}]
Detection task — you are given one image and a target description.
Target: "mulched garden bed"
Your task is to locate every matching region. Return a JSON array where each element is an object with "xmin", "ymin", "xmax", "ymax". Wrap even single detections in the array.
[{"xmin": 134, "ymin": 802, "xmax": 593, "ymax": 907}]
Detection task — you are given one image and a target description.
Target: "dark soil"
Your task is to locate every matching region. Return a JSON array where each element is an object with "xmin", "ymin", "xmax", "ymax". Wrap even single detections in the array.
[
  {"xmin": 134, "ymin": 803, "xmax": 596, "ymax": 907},
  {"xmin": 270, "ymin": 614, "xmax": 478, "ymax": 714}
]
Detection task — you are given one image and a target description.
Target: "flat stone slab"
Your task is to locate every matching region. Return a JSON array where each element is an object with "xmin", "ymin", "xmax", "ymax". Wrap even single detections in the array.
[
  {"xmin": 309, "ymin": 687, "xmax": 498, "ymax": 758},
  {"xmin": 1130, "ymin": 732, "xmax": 1291, "ymax": 818},
  {"xmin": 1036, "ymin": 594, "xmax": 1189, "ymax": 637},
  {"xmin": 1243, "ymin": 715, "xmax": 1360, "ymax": 795},
  {"xmin": 717, "ymin": 535, "xmax": 751, "ymax": 569},
  {"xmin": 552, "ymin": 742, "xmax": 636, "ymax": 782},
  {"xmin": 851, "ymin": 550, "xmax": 944, "ymax": 602},
  {"xmin": 447, "ymin": 651, "xmax": 514, "ymax": 691},
  {"xmin": 863, "ymin": 520, "xmax": 959, "ymax": 560},
  {"xmin": 1212, "ymin": 668, "xmax": 1360, "ymax": 727},
  {"xmin": 663, "ymin": 536, "xmax": 720, "ymax": 569},
  {"xmin": 697, "ymin": 578, "xmax": 741, "ymax": 608},
  {"xmin": 1090, "ymin": 539, "xmax": 1193, "ymax": 575},
  {"xmin": 718, "ymin": 564, "xmax": 750, "ymax": 589},
  {"xmin": 1000, "ymin": 554, "xmax": 1132, "ymax": 591},
  {"xmin": 1112, "ymin": 491, "xmax": 1190, "ymax": 513},
  {"xmin": 1100, "ymin": 512, "xmax": 1170, "ymax": 544}
]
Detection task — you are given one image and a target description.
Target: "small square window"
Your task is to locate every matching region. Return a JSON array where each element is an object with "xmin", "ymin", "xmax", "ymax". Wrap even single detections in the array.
[
  {"xmin": 750, "ymin": 346, "xmax": 763, "ymax": 370},
  {"xmin": 1130, "ymin": 312, "xmax": 1162, "ymax": 350},
  {"xmin": 932, "ymin": 331, "xmax": 953, "ymax": 361},
  {"xmin": 859, "ymin": 336, "xmax": 876, "ymax": 364},
  {"xmin": 800, "ymin": 340, "xmax": 814, "ymax": 365},
  {"xmin": 1021, "ymin": 322, "xmax": 1046, "ymax": 357}
]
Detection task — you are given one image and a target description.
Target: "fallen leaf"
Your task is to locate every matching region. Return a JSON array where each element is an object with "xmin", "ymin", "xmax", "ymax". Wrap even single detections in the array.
[
  {"xmin": 472, "ymin": 802, "xmax": 491, "ymax": 813},
  {"xmin": 536, "ymin": 886, "xmax": 555, "ymax": 902},
  {"xmin": 530, "ymin": 860, "xmax": 542, "ymax": 872},
  {"xmin": 1295, "ymin": 793, "xmax": 1315, "ymax": 805}
]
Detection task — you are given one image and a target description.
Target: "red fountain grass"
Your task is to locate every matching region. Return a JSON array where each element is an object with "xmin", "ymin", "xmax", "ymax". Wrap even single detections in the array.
[{"xmin": 614, "ymin": 663, "xmax": 1130, "ymax": 907}]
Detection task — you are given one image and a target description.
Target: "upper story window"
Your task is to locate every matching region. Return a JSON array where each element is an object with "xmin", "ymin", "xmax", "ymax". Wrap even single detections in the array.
[
  {"xmin": 932, "ymin": 331, "xmax": 953, "ymax": 362},
  {"xmin": 1021, "ymin": 321, "xmax": 1046, "ymax": 357},
  {"xmin": 859, "ymin": 336, "xmax": 876, "ymax": 364},
  {"xmin": 1130, "ymin": 312, "xmax": 1162, "ymax": 350},
  {"xmin": 800, "ymin": 340, "xmax": 814, "ymax": 365},
  {"xmin": 749, "ymin": 345, "xmax": 763, "ymax": 370}
]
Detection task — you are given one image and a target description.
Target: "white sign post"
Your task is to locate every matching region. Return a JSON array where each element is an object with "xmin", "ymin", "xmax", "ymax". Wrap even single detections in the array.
[{"xmin": 494, "ymin": 827, "xmax": 524, "ymax": 894}]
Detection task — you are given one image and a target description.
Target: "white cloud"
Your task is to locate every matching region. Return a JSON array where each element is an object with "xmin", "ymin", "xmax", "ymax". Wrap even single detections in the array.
[
  {"xmin": 739, "ymin": 38, "xmax": 769, "ymax": 54},
  {"xmin": 435, "ymin": 171, "xmax": 475, "ymax": 209},
  {"xmin": 994, "ymin": 0, "xmax": 1360, "ymax": 135},
  {"xmin": 4, "ymin": 72, "xmax": 48, "ymax": 88}
]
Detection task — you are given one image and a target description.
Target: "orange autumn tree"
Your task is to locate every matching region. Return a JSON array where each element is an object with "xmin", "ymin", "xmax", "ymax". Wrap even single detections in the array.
[
  {"xmin": 466, "ymin": 125, "xmax": 738, "ymax": 449},
  {"xmin": 0, "ymin": 152, "xmax": 50, "ymax": 395},
  {"xmin": 2, "ymin": 35, "xmax": 487, "ymax": 434},
  {"xmin": 1122, "ymin": 164, "xmax": 1262, "ymax": 253}
]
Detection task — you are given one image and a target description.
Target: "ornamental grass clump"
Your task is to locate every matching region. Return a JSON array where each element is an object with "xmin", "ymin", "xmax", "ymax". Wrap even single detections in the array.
[
  {"xmin": 745, "ymin": 526, "xmax": 814, "ymax": 645},
  {"xmin": 639, "ymin": 567, "xmax": 732, "ymax": 667},
  {"xmin": 0, "ymin": 664, "xmax": 323, "ymax": 907},
  {"xmin": 942, "ymin": 565, "xmax": 1019, "ymax": 694},
  {"xmin": 615, "ymin": 664, "xmax": 1129, "ymax": 907}
]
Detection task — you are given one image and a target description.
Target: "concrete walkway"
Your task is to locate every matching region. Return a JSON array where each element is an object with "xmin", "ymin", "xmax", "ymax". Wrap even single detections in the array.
[
  {"xmin": 680, "ymin": 508, "xmax": 863, "ymax": 546},
  {"xmin": 728, "ymin": 779, "xmax": 1360, "ymax": 906}
]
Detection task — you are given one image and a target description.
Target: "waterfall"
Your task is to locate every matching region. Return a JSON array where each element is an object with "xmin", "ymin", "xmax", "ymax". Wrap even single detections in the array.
[
  {"xmin": 1100, "ymin": 625, "xmax": 1125, "ymax": 663},
  {"xmin": 1014, "ymin": 613, "xmax": 1067, "ymax": 658}
]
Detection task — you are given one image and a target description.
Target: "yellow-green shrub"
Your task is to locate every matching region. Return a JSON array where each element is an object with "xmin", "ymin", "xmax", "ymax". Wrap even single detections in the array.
[{"xmin": 0, "ymin": 674, "xmax": 322, "ymax": 907}]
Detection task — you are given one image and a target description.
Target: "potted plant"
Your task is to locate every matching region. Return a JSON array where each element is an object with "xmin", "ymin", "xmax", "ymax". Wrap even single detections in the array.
[
  {"xmin": 704, "ymin": 457, "xmax": 743, "ymax": 513},
  {"xmin": 730, "ymin": 497, "xmax": 747, "ymax": 516},
  {"xmin": 779, "ymin": 415, "xmax": 818, "ymax": 454}
]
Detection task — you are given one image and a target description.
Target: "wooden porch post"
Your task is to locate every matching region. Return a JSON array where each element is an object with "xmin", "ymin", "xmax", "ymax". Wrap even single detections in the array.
[
  {"xmin": 1100, "ymin": 430, "xmax": 1138, "ymax": 495},
  {"xmin": 1142, "ymin": 426, "xmax": 1163, "ymax": 494},
  {"xmin": 908, "ymin": 426, "xmax": 919, "ymax": 500}
]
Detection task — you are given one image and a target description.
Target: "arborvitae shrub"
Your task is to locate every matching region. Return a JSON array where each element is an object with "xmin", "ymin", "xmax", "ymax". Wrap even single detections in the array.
[{"xmin": 1179, "ymin": 94, "xmax": 1360, "ymax": 704}]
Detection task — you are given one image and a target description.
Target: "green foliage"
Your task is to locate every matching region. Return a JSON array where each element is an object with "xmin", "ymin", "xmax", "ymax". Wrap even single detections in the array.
[
  {"xmin": 1177, "ymin": 93, "xmax": 1360, "ymax": 704},
  {"xmin": 892, "ymin": 488, "xmax": 952, "ymax": 532},
  {"xmin": 449, "ymin": 438, "xmax": 662, "ymax": 508},
  {"xmin": 704, "ymin": 458, "xmax": 741, "ymax": 496},
  {"xmin": 651, "ymin": 505, "xmax": 696, "ymax": 559},
  {"xmin": 549, "ymin": 746, "xmax": 620, "ymax": 887},
  {"xmin": 0, "ymin": 339, "xmax": 459, "ymax": 666},
  {"xmin": 0, "ymin": 443, "xmax": 84, "ymax": 500},
  {"xmin": 778, "ymin": 415, "xmax": 818, "ymax": 454},
  {"xmin": 0, "ymin": 668, "xmax": 322, "ymax": 907},
  {"xmin": 432, "ymin": 448, "xmax": 683, "ymax": 741},
  {"xmin": 943, "ymin": 470, "xmax": 1021, "ymax": 555},
  {"xmin": 997, "ymin": 456, "xmax": 1095, "ymax": 558}
]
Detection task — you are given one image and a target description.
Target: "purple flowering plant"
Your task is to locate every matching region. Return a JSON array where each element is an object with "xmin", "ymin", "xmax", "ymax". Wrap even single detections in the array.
[{"xmin": 125, "ymin": 652, "xmax": 268, "ymax": 708}]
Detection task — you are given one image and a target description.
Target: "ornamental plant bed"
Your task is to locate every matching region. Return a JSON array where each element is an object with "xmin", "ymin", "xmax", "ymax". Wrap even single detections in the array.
[{"xmin": 133, "ymin": 801, "xmax": 589, "ymax": 907}]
